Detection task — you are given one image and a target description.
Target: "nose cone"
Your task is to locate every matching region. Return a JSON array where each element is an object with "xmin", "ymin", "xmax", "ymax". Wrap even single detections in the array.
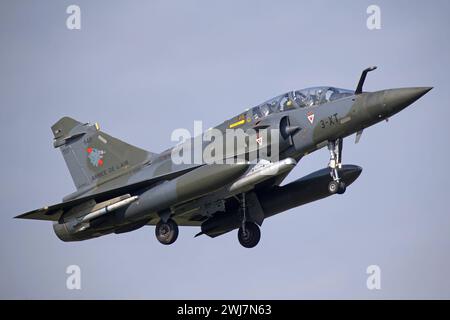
[{"xmin": 383, "ymin": 87, "xmax": 432, "ymax": 115}]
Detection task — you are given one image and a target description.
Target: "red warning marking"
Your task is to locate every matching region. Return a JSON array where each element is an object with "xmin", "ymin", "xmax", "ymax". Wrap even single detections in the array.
[
  {"xmin": 256, "ymin": 136, "xmax": 263, "ymax": 146},
  {"xmin": 87, "ymin": 147, "xmax": 93, "ymax": 153},
  {"xmin": 307, "ymin": 112, "xmax": 315, "ymax": 124}
]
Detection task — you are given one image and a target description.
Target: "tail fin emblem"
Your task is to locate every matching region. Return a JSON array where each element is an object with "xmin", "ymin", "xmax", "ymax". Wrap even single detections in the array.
[{"xmin": 87, "ymin": 147, "xmax": 105, "ymax": 167}]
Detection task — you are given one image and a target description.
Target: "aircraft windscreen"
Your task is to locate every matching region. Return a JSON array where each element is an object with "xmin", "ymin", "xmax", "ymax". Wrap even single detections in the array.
[
  {"xmin": 252, "ymin": 94, "xmax": 292, "ymax": 120},
  {"xmin": 251, "ymin": 87, "xmax": 354, "ymax": 120},
  {"xmin": 292, "ymin": 87, "xmax": 354, "ymax": 108}
]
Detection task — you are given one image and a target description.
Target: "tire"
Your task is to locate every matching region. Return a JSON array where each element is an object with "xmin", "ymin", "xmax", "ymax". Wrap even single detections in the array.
[
  {"xmin": 328, "ymin": 180, "xmax": 339, "ymax": 194},
  {"xmin": 155, "ymin": 219, "xmax": 179, "ymax": 245},
  {"xmin": 238, "ymin": 222, "xmax": 261, "ymax": 248}
]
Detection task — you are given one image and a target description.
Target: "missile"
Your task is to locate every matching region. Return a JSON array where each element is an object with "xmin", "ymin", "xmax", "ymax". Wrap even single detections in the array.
[
  {"xmin": 55, "ymin": 195, "xmax": 140, "ymax": 240},
  {"xmin": 229, "ymin": 158, "xmax": 297, "ymax": 193},
  {"xmin": 80, "ymin": 195, "xmax": 139, "ymax": 223}
]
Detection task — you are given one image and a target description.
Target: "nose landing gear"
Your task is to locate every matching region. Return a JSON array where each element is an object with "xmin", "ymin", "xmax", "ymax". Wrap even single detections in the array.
[{"xmin": 327, "ymin": 138, "xmax": 346, "ymax": 195}]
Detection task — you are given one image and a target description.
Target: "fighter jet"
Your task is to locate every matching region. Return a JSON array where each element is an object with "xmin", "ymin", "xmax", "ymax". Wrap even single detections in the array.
[{"xmin": 16, "ymin": 67, "xmax": 432, "ymax": 248}]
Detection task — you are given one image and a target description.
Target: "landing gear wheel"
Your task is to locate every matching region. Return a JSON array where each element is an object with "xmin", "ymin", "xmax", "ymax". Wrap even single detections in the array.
[
  {"xmin": 337, "ymin": 181, "xmax": 347, "ymax": 194},
  {"xmin": 328, "ymin": 180, "xmax": 339, "ymax": 194},
  {"xmin": 155, "ymin": 219, "xmax": 178, "ymax": 245},
  {"xmin": 238, "ymin": 222, "xmax": 261, "ymax": 248}
]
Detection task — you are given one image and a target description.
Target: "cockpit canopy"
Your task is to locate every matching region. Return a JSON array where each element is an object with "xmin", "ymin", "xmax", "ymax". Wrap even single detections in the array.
[{"xmin": 252, "ymin": 87, "xmax": 354, "ymax": 120}]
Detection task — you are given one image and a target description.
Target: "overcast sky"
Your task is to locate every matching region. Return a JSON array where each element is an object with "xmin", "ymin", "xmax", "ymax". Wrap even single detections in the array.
[{"xmin": 1, "ymin": 0, "xmax": 449, "ymax": 299}]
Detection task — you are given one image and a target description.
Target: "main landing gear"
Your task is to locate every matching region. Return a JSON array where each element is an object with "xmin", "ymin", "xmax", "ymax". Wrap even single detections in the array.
[
  {"xmin": 327, "ymin": 138, "xmax": 346, "ymax": 195},
  {"xmin": 155, "ymin": 218, "xmax": 179, "ymax": 245},
  {"xmin": 237, "ymin": 193, "xmax": 261, "ymax": 248}
]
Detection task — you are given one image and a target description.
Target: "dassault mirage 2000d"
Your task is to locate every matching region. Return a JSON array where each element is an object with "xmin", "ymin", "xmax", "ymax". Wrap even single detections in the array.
[{"xmin": 16, "ymin": 67, "xmax": 431, "ymax": 248}]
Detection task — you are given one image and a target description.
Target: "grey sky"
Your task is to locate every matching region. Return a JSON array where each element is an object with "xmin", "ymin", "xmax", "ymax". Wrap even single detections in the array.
[{"xmin": 1, "ymin": 0, "xmax": 449, "ymax": 299}]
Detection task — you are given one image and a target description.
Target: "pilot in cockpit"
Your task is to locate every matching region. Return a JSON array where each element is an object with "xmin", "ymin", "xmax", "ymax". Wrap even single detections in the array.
[
  {"xmin": 293, "ymin": 91, "xmax": 307, "ymax": 108},
  {"xmin": 278, "ymin": 95, "xmax": 292, "ymax": 111},
  {"xmin": 313, "ymin": 89, "xmax": 324, "ymax": 105}
]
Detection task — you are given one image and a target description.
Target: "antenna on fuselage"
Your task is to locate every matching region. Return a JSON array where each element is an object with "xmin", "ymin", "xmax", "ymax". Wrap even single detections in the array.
[{"xmin": 355, "ymin": 66, "xmax": 377, "ymax": 94}]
